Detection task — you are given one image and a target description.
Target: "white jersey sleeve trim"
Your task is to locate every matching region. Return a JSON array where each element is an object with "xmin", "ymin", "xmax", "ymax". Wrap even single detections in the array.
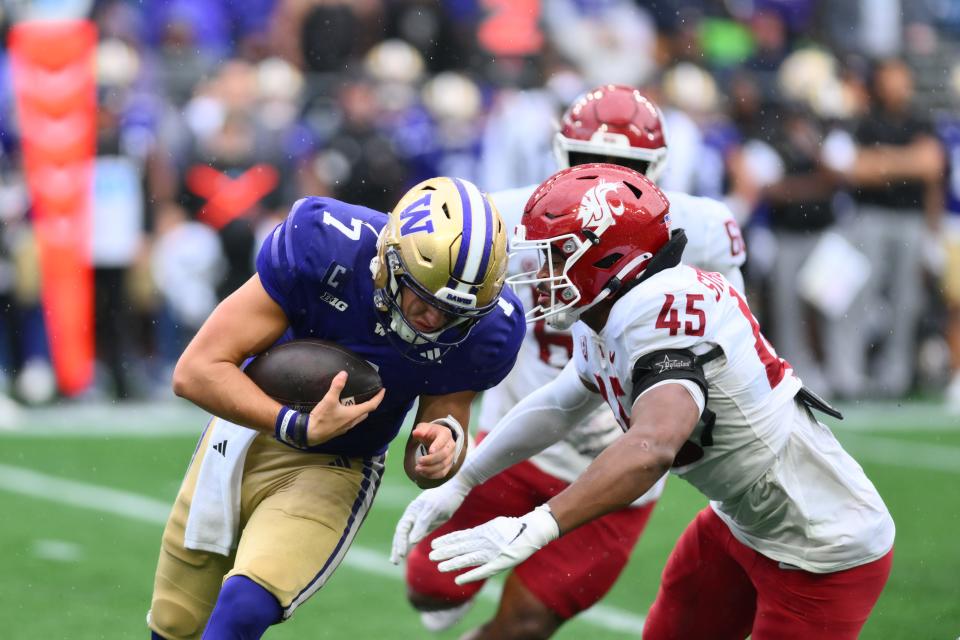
[{"xmin": 632, "ymin": 379, "xmax": 706, "ymax": 415}]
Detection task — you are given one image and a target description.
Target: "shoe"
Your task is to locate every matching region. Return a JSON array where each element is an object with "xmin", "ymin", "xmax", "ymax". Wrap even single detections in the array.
[{"xmin": 419, "ymin": 600, "xmax": 475, "ymax": 632}]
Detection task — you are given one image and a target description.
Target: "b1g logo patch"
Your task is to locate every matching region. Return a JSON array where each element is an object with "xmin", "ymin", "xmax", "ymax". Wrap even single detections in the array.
[{"xmin": 399, "ymin": 193, "xmax": 435, "ymax": 236}]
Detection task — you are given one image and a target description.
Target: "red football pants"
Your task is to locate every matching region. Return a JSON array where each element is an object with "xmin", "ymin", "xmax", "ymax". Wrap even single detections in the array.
[
  {"xmin": 644, "ymin": 507, "xmax": 893, "ymax": 640},
  {"xmin": 406, "ymin": 456, "xmax": 655, "ymax": 619}
]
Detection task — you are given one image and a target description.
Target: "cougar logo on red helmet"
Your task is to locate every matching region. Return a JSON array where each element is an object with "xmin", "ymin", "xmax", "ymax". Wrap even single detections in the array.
[{"xmin": 577, "ymin": 180, "xmax": 625, "ymax": 231}]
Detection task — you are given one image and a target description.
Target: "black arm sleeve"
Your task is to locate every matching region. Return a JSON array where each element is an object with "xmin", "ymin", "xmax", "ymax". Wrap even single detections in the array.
[{"xmin": 630, "ymin": 349, "xmax": 709, "ymax": 407}]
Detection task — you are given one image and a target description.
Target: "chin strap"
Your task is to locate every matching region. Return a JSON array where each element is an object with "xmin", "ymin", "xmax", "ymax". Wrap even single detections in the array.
[
  {"xmin": 546, "ymin": 230, "xmax": 688, "ymax": 330},
  {"xmin": 545, "ymin": 249, "xmax": 653, "ymax": 330},
  {"xmin": 614, "ymin": 229, "xmax": 688, "ymax": 299}
]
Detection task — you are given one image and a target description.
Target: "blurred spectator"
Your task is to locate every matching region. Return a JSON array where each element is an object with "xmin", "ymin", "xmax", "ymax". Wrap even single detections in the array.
[
  {"xmin": 0, "ymin": 143, "xmax": 23, "ymax": 424},
  {"xmin": 742, "ymin": 8, "xmax": 791, "ymax": 101},
  {"xmin": 658, "ymin": 63, "xmax": 718, "ymax": 194},
  {"xmin": 416, "ymin": 71, "xmax": 485, "ymax": 182},
  {"xmin": 479, "ymin": 87, "xmax": 558, "ymax": 192},
  {"xmin": 937, "ymin": 114, "xmax": 960, "ymax": 412},
  {"xmin": 382, "ymin": 0, "xmax": 468, "ymax": 72},
  {"xmin": 271, "ymin": 0, "xmax": 379, "ymax": 75},
  {"xmin": 91, "ymin": 89, "xmax": 147, "ymax": 399},
  {"xmin": 757, "ymin": 106, "xmax": 843, "ymax": 395},
  {"xmin": 139, "ymin": 0, "xmax": 277, "ymax": 63},
  {"xmin": 543, "ymin": 0, "xmax": 657, "ymax": 87},
  {"xmin": 720, "ymin": 71, "xmax": 775, "ymax": 225},
  {"xmin": 177, "ymin": 61, "xmax": 286, "ymax": 299},
  {"xmin": 836, "ymin": 58, "xmax": 945, "ymax": 397},
  {"xmin": 944, "ymin": 228, "xmax": 960, "ymax": 412},
  {"xmin": 0, "ymin": 0, "xmax": 958, "ymax": 405},
  {"xmin": 309, "ymin": 78, "xmax": 407, "ymax": 211},
  {"xmin": 299, "ymin": 3, "xmax": 361, "ymax": 74},
  {"xmin": 150, "ymin": 204, "xmax": 224, "ymax": 386}
]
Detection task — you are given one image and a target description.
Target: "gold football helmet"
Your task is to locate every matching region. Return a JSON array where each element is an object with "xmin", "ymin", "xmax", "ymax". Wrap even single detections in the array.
[{"xmin": 371, "ymin": 176, "xmax": 508, "ymax": 358}]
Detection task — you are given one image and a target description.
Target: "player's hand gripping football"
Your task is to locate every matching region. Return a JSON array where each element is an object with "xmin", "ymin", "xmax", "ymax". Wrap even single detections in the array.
[
  {"xmin": 308, "ymin": 372, "xmax": 385, "ymax": 446},
  {"xmin": 390, "ymin": 474, "xmax": 472, "ymax": 564},
  {"xmin": 428, "ymin": 505, "xmax": 560, "ymax": 584}
]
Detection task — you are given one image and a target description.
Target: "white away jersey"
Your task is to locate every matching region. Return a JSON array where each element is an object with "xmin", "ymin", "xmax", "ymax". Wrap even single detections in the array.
[
  {"xmin": 571, "ymin": 265, "xmax": 894, "ymax": 572},
  {"xmin": 481, "ymin": 185, "xmax": 747, "ymax": 489}
]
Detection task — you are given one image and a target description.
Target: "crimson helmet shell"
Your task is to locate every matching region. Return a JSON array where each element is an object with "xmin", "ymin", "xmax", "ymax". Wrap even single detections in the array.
[
  {"xmin": 553, "ymin": 85, "xmax": 669, "ymax": 180},
  {"xmin": 508, "ymin": 163, "xmax": 671, "ymax": 328}
]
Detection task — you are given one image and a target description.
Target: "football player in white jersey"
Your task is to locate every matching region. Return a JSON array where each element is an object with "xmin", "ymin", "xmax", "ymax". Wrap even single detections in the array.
[
  {"xmin": 404, "ymin": 164, "xmax": 894, "ymax": 639},
  {"xmin": 393, "ymin": 86, "xmax": 747, "ymax": 638}
]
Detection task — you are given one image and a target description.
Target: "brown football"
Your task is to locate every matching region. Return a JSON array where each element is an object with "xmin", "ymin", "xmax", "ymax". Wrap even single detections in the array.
[{"xmin": 244, "ymin": 339, "xmax": 382, "ymax": 413}]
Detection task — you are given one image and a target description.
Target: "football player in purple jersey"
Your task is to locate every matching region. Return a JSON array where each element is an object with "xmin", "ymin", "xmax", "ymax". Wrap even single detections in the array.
[{"xmin": 147, "ymin": 177, "xmax": 525, "ymax": 640}]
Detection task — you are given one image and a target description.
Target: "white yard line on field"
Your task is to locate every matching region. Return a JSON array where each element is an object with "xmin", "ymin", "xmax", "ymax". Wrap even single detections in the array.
[
  {"xmin": 1, "ymin": 400, "xmax": 957, "ymax": 438},
  {"xmin": 0, "ymin": 464, "xmax": 646, "ymax": 635},
  {"xmin": 837, "ymin": 433, "xmax": 960, "ymax": 474},
  {"xmin": 825, "ymin": 402, "xmax": 960, "ymax": 432},
  {"xmin": 0, "ymin": 401, "xmax": 206, "ymax": 436}
]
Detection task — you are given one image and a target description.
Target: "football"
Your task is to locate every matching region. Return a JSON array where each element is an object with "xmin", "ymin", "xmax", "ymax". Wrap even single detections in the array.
[{"xmin": 244, "ymin": 339, "xmax": 382, "ymax": 413}]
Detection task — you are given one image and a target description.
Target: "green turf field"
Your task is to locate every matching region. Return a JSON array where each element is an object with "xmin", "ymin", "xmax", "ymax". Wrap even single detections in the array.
[{"xmin": 0, "ymin": 400, "xmax": 957, "ymax": 639}]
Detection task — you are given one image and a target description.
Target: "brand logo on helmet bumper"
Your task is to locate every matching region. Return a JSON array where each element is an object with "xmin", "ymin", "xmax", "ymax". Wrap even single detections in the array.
[{"xmin": 435, "ymin": 287, "xmax": 477, "ymax": 309}]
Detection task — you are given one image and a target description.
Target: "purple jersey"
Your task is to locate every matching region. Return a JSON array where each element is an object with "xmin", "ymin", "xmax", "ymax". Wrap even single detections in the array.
[
  {"xmin": 256, "ymin": 196, "xmax": 525, "ymax": 457},
  {"xmin": 938, "ymin": 116, "xmax": 960, "ymax": 216}
]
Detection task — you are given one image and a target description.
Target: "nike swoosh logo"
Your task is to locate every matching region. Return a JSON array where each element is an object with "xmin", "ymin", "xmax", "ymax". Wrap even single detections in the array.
[{"xmin": 508, "ymin": 523, "xmax": 527, "ymax": 545}]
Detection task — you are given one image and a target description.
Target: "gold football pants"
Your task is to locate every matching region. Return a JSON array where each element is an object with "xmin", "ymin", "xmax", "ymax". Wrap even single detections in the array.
[{"xmin": 148, "ymin": 420, "xmax": 384, "ymax": 640}]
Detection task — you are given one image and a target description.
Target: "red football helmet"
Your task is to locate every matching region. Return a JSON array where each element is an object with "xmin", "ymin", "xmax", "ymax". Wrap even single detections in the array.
[
  {"xmin": 507, "ymin": 163, "xmax": 671, "ymax": 329},
  {"xmin": 554, "ymin": 85, "xmax": 669, "ymax": 181}
]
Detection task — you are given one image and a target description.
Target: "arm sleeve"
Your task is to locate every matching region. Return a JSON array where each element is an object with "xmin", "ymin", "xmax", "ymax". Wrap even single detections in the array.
[{"xmin": 458, "ymin": 360, "xmax": 602, "ymax": 488}]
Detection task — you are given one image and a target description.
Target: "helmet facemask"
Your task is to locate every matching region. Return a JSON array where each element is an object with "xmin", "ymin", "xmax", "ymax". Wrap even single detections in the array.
[
  {"xmin": 507, "ymin": 227, "xmax": 586, "ymax": 330},
  {"xmin": 507, "ymin": 224, "xmax": 652, "ymax": 330},
  {"xmin": 373, "ymin": 243, "xmax": 478, "ymax": 353},
  {"xmin": 553, "ymin": 130, "xmax": 669, "ymax": 181},
  {"xmin": 508, "ymin": 163, "xmax": 671, "ymax": 330}
]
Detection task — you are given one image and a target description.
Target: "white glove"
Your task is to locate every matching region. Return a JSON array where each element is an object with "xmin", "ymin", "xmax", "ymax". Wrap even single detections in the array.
[
  {"xmin": 390, "ymin": 475, "xmax": 472, "ymax": 564},
  {"xmin": 428, "ymin": 505, "xmax": 560, "ymax": 585}
]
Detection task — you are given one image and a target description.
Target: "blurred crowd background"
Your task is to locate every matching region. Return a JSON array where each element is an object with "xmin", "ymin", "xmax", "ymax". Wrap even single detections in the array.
[{"xmin": 0, "ymin": 0, "xmax": 959, "ymax": 419}]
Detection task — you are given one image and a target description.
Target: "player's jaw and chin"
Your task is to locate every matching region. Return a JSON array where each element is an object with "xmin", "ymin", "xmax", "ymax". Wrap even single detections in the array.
[
  {"xmin": 399, "ymin": 286, "xmax": 452, "ymax": 334},
  {"xmin": 379, "ymin": 284, "xmax": 479, "ymax": 362}
]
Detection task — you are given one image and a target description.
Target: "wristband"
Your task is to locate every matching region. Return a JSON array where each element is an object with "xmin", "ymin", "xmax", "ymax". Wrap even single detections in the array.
[
  {"xmin": 275, "ymin": 406, "xmax": 310, "ymax": 449},
  {"xmin": 431, "ymin": 415, "xmax": 466, "ymax": 465}
]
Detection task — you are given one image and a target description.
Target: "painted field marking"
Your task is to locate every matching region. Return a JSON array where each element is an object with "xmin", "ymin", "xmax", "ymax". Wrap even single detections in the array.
[
  {"xmin": 0, "ymin": 464, "xmax": 646, "ymax": 635},
  {"xmin": 33, "ymin": 539, "xmax": 83, "ymax": 562}
]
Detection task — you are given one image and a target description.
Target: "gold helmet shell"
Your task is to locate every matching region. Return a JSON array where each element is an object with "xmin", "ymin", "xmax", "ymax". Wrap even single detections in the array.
[{"xmin": 371, "ymin": 176, "xmax": 508, "ymax": 350}]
